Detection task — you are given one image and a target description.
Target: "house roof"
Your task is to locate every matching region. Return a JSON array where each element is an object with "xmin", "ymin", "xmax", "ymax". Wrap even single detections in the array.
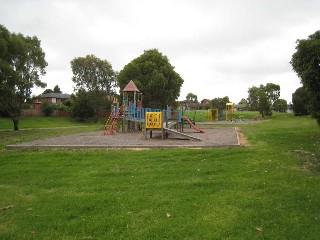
[
  {"xmin": 123, "ymin": 80, "xmax": 140, "ymax": 92},
  {"xmin": 41, "ymin": 93, "xmax": 71, "ymax": 99}
]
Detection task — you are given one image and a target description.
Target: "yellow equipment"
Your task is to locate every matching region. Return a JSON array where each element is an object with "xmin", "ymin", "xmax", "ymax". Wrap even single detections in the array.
[
  {"xmin": 226, "ymin": 103, "xmax": 235, "ymax": 122},
  {"xmin": 207, "ymin": 108, "xmax": 218, "ymax": 121}
]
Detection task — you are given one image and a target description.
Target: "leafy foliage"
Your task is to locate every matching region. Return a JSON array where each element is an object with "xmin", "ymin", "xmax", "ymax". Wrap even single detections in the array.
[
  {"xmin": 71, "ymin": 54, "xmax": 117, "ymax": 93},
  {"xmin": 40, "ymin": 102, "xmax": 55, "ymax": 117},
  {"xmin": 273, "ymin": 99, "xmax": 287, "ymax": 112},
  {"xmin": 247, "ymin": 86, "xmax": 260, "ymax": 111},
  {"xmin": 42, "ymin": 84, "xmax": 62, "ymax": 94},
  {"xmin": 186, "ymin": 93, "xmax": 198, "ymax": 103},
  {"xmin": 69, "ymin": 90, "xmax": 111, "ymax": 121},
  {"xmin": 70, "ymin": 55, "xmax": 116, "ymax": 122},
  {"xmin": 292, "ymin": 87, "xmax": 309, "ymax": 116},
  {"xmin": 258, "ymin": 91, "xmax": 272, "ymax": 117},
  {"xmin": 247, "ymin": 83, "xmax": 280, "ymax": 116},
  {"xmin": 210, "ymin": 96, "xmax": 230, "ymax": 112},
  {"xmin": 0, "ymin": 24, "xmax": 47, "ymax": 130},
  {"xmin": 118, "ymin": 49, "xmax": 184, "ymax": 108},
  {"xmin": 291, "ymin": 30, "xmax": 320, "ymax": 125}
]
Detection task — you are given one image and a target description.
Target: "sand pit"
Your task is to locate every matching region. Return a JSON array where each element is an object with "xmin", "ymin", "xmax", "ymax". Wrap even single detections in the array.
[{"xmin": 6, "ymin": 127, "xmax": 244, "ymax": 150}]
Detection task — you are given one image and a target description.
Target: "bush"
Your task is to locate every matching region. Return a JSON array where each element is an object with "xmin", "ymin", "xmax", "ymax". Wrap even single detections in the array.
[
  {"xmin": 41, "ymin": 102, "xmax": 55, "ymax": 117},
  {"xmin": 292, "ymin": 87, "xmax": 310, "ymax": 116}
]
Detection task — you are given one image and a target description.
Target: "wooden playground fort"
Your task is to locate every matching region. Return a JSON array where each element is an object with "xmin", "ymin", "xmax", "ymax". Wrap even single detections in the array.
[{"xmin": 104, "ymin": 80, "xmax": 205, "ymax": 141}]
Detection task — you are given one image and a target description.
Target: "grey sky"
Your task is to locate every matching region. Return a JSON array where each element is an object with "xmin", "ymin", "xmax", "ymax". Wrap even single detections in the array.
[{"xmin": 1, "ymin": 0, "xmax": 319, "ymax": 103}]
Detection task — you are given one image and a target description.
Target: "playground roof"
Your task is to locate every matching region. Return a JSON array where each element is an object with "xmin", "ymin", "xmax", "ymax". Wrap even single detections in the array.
[{"xmin": 123, "ymin": 80, "xmax": 140, "ymax": 92}]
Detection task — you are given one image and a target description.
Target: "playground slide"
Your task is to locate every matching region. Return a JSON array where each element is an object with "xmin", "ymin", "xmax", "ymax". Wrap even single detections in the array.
[
  {"xmin": 163, "ymin": 127, "xmax": 201, "ymax": 141},
  {"xmin": 182, "ymin": 116, "xmax": 205, "ymax": 133}
]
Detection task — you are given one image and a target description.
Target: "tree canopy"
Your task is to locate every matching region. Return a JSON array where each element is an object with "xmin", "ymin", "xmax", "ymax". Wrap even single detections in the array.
[
  {"xmin": 186, "ymin": 93, "xmax": 198, "ymax": 103},
  {"xmin": 210, "ymin": 96, "xmax": 230, "ymax": 112},
  {"xmin": 273, "ymin": 99, "xmax": 287, "ymax": 113},
  {"xmin": 292, "ymin": 87, "xmax": 309, "ymax": 116},
  {"xmin": 247, "ymin": 83, "xmax": 280, "ymax": 116},
  {"xmin": 71, "ymin": 54, "xmax": 117, "ymax": 93},
  {"xmin": 42, "ymin": 84, "xmax": 62, "ymax": 94},
  {"xmin": 291, "ymin": 30, "xmax": 320, "ymax": 125},
  {"xmin": 70, "ymin": 54, "xmax": 116, "ymax": 122},
  {"xmin": 0, "ymin": 24, "xmax": 47, "ymax": 130},
  {"xmin": 117, "ymin": 49, "xmax": 184, "ymax": 108}
]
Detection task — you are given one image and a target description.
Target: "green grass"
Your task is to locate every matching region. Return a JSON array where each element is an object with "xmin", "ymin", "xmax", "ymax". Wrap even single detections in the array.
[
  {"xmin": 1, "ymin": 114, "xmax": 320, "ymax": 239},
  {"xmin": 187, "ymin": 110, "xmax": 260, "ymax": 122},
  {"xmin": 0, "ymin": 116, "xmax": 106, "ymax": 129},
  {"xmin": 0, "ymin": 117, "xmax": 104, "ymax": 149}
]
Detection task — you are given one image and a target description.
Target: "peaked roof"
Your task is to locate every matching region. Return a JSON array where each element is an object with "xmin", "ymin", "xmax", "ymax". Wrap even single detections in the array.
[{"xmin": 123, "ymin": 80, "xmax": 140, "ymax": 92}]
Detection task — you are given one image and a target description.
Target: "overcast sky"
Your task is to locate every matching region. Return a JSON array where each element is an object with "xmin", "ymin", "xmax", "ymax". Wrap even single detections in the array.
[{"xmin": 1, "ymin": 0, "xmax": 319, "ymax": 103}]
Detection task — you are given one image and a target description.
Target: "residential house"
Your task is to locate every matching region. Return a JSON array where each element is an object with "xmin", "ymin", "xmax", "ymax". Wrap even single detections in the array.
[{"xmin": 39, "ymin": 93, "xmax": 71, "ymax": 104}]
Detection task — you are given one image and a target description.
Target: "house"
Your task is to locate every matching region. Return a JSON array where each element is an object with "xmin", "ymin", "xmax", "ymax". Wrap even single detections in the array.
[
  {"xmin": 201, "ymin": 99, "xmax": 211, "ymax": 105},
  {"xmin": 39, "ymin": 93, "xmax": 71, "ymax": 104},
  {"xmin": 236, "ymin": 104, "xmax": 248, "ymax": 111}
]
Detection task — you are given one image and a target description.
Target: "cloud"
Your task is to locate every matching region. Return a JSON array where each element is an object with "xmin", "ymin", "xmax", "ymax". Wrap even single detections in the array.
[{"xmin": 0, "ymin": 0, "xmax": 319, "ymax": 102}]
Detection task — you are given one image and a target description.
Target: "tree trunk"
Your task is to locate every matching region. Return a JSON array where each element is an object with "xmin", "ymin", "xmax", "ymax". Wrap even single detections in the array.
[
  {"xmin": 13, "ymin": 118, "xmax": 19, "ymax": 131},
  {"xmin": 93, "ymin": 107, "xmax": 99, "ymax": 123}
]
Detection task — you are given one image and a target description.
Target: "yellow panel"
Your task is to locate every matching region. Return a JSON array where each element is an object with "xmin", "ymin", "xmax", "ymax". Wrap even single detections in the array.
[{"xmin": 146, "ymin": 112, "xmax": 162, "ymax": 129}]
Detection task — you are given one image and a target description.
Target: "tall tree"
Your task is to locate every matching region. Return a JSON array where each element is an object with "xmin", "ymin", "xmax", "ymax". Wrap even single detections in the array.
[
  {"xmin": 70, "ymin": 54, "xmax": 116, "ymax": 122},
  {"xmin": 247, "ymin": 83, "xmax": 280, "ymax": 116},
  {"xmin": 292, "ymin": 87, "xmax": 309, "ymax": 116},
  {"xmin": 265, "ymin": 83, "xmax": 280, "ymax": 105},
  {"xmin": 117, "ymin": 49, "xmax": 184, "ymax": 108},
  {"xmin": 247, "ymin": 86, "xmax": 260, "ymax": 111},
  {"xmin": 258, "ymin": 91, "xmax": 272, "ymax": 117},
  {"xmin": 0, "ymin": 25, "xmax": 47, "ymax": 130},
  {"xmin": 186, "ymin": 93, "xmax": 198, "ymax": 103},
  {"xmin": 291, "ymin": 30, "xmax": 320, "ymax": 125},
  {"xmin": 53, "ymin": 84, "xmax": 62, "ymax": 93}
]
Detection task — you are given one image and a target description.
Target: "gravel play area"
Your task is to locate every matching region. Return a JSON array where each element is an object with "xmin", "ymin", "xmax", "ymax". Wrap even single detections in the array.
[{"xmin": 6, "ymin": 127, "xmax": 241, "ymax": 149}]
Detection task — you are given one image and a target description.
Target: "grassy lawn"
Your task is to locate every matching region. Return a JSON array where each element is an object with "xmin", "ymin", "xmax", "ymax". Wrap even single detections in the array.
[
  {"xmin": 1, "ymin": 114, "xmax": 320, "ymax": 239},
  {"xmin": 0, "ymin": 117, "xmax": 103, "ymax": 149},
  {"xmin": 0, "ymin": 116, "xmax": 106, "ymax": 130}
]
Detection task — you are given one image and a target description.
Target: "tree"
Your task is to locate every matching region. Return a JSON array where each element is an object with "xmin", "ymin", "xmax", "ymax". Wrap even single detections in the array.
[
  {"xmin": 0, "ymin": 25, "xmax": 47, "ymax": 130},
  {"xmin": 117, "ymin": 49, "xmax": 184, "ymax": 108},
  {"xmin": 247, "ymin": 86, "xmax": 260, "ymax": 111},
  {"xmin": 186, "ymin": 93, "xmax": 198, "ymax": 103},
  {"xmin": 258, "ymin": 91, "xmax": 272, "ymax": 117},
  {"xmin": 70, "ymin": 90, "xmax": 95, "ymax": 120},
  {"xmin": 41, "ymin": 101, "xmax": 55, "ymax": 117},
  {"xmin": 70, "ymin": 54, "xmax": 116, "ymax": 122},
  {"xmin": 210, "ymin": 96, "xmax": 230, "ymax": 112},
  {"xmin": 53, "ymin": 85, "xmax": 62, "ymax": 93},
  {"xmin": 273, "ymin": 99, "xmax": 287, "ymax": 112},
  {"xmin": 265, "ymin": 83, "xmax": 280, "ymax": 105},
  {"xmin": 247, "ymin": 83, "xmax": 280, "ymax": 116},
  {"xmin": 291, "ymin": 30, "xmax": 320, "ymax": 125},
  {"xmin": 42, "ymin": 85, "xmax": 62, "ymax": 94},
  {"xmin": 292, "ymin": 87, "xmax": 309, "ymax": 116}
]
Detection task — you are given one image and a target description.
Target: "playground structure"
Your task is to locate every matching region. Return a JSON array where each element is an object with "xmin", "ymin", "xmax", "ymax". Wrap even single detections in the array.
[
  {"xmin": 207, "ymin": 103, "xmax": 243, "ymax": 122},
  {"xmin": 226, "ymin": 102, "xmax": 235, "ymax": 122},
  {"xmin": 207, "ymin": 109, "xmax": 219, "ymax": 121},
  {"xmin": 104, "ymin": 80, "xmax": 205, "ymax": 140}
]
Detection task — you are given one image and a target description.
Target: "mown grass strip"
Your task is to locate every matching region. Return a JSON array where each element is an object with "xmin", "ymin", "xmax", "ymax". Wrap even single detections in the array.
[{"xmin": 0, "ymin": 113, "xmax": 320, "ymax": 239}]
